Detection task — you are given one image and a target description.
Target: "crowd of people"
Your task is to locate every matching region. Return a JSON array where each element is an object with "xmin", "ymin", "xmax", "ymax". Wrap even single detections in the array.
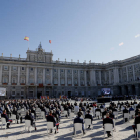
[{"xmin": 0, "ymin": 98, "xmax": 140, "ymax": 138}]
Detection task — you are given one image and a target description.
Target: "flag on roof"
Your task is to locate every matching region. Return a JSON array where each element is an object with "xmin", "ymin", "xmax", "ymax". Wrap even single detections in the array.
[
  {"xmin": 49, "ymin": 40, "xmax": 51, "ymax": 44},
  {"xmin": 24, "ymin": 36, "xmax": 29, "ymax": 41}
]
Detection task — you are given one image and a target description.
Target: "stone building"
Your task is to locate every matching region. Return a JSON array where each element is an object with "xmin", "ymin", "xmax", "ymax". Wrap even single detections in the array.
[{"xmin": 0, "ymin": 43, "xmax": 140, "ymax": 99}]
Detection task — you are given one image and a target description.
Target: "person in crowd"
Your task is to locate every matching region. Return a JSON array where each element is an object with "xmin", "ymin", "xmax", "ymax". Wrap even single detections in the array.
[
  {"xmin": 112, "ymin": 106, "xmax": 117, "ymax": 113},
  {"xmin": 31, "ymin": 106, "xmax": 36, "ymax": 120},
  {"xmin": 41, "ymin": 106, "xmax": 47, "ymax": 115},
  {"xmin": 1, "ymin": 110, "xmax": 12, "ymax": 128},
  {"xmin": 0, "ymin": 104, "xmax": 3, "ymax": 114},
  {"xmin": 95, "ymin": 106, "xmax": 101, "ymax": 119},
  {"xmin": 74, "ymin": 112, "xmax": 85, "ymax": 135},
  {"xmin": 25, "ymin": 111, "xmax": 37, "ymax": 131},
  {"xmin": 103, "ymin": 113, "xmax": 114, "ymax": 137},
  {"xmin": 135, "ymin": 108, "xmax": 140, "ymax": 116},
  {"xmin": 81, "ymin": 105, "xmax": 86, "ymax": 112},
  {"xmin": 132, "ymin": 112, "xmax": 140, "ymax": 137},
  {"xmin": 5, "ymin": 104, "xmax": 11, "ymax": 118},
  {"xmin": 46, "ymin": 111, "xmax": 57, "ymax": 133},
  {"xmin": 12, "ymin": 107, "xmax": 22, "ymax": 124},
  {"xmin": 64, "ymin": 104, "xmax": 69, "ymax": 117},
  {"xmin": 85, "ymin": 110, "xmax": 93, "ymax": 129},
  {"xmin": 100, "ymin": 104, "xmax": 104, "ymax": 108},
  {"xmin": 123, "ymin": 106, "xmax": 129, "ymax": 122},
  {"xmin": 129, "ymin": 105, "xmax": 134, "ymax": 113},
  {"xmin": 102, "ymin": 108, "xmax": 107, "ymax": 119},
  {"xmin": 109, "ymin": 110, "xmax": 114, "ymax": 119}
]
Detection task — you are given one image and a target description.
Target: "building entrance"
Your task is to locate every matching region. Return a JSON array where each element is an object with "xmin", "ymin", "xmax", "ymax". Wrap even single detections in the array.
[
  {"xmin": 37, "ymin": 91, "xmax": 42, "ymax": 99},
  {"xmin": 68, "ymin": 91, "xmax": 71, "ymax": 98}
]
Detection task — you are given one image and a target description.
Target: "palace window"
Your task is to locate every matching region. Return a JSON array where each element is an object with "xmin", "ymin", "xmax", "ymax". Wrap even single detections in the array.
[
  {"xmin": 30, "ymin": 78, "xmax": 34, "ymax": 83},
  {"xmin": 54, "ymin": 69, "xmax": 56, "ymax": 72},
  {"xmin": 47, "ymin": 69, "xmax": 49, "ymax": 72},
  {"xmin": 12, "ymin": 91, "xmax": 15, "ymax": 96},
  {"xmin": 74, "ymin": 80, "xmax": 77, "ymax": 84},
  {"xmin": 54, "ymin": 79, "xmax": 58, "ymax": 84},
  {"xmin": 21, "ymin": 78, "xmax": 25, "ymax": 83},
  {"xmin": 46, "ymin": 79, "xmax": 50, "ymax": 84},
  {"xmin": 68, "ymin": 79, "xmax": 72, "ymax": 84},
  {"xmin": 81, "ymin": 70, "xmax": 83, "ymax": 74},
  {"xmin": 61, "ymin": 79, "xmax": 64, "ymax": 84},
  {"xmin": 3, "ymin": 77, "xmax": 8, "ymax": 83},
  {"xmin": 81, "ymin": 81, "xmax": 84, "ymax": 85},
  {"xmin": 61, "ymin": 69, "xmax": 63, "ymax": 72},
  {"xmin": 68, "ymin": 70, "xmax": 70, "ymax": 73},
  {"xmin": 30, "ymin": 68, "xmax": 33, "ymax": 71},
  {"xmin": 13, "ymin": 66, "xmax": 17, "ymax": 71},
  {"xmin": 4, "ymin": 66, "xmax": 8, "ymax": 70},
  {"xmin": 12, "ymin": 78, "xmax": 16, "ymax": 83},
  {"xmin": 38, "ymin": 78, "xmax": 42, "ymax": 84},
  {"xmin": 75, "ymin": 70, "xmax": 77, "ymax": 73},
  {"xmin": 22, "ymin": 67, "xmax": 25, "ymax": 70},
  {"xmin": 21, "ymin": 91, "xmax": 24, "ymax": 96}
]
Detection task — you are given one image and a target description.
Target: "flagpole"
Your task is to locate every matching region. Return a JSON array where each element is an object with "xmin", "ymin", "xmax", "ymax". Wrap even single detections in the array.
[{"xmin": 28, "ymin": 41, "xmax": 29, "ymax": 49}]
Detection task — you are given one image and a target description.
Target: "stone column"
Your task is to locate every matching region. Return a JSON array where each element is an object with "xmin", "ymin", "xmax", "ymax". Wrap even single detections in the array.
[
  {"xmin": 8, "ymin": 66, "xmax": 11, "ymax": 85},
  {"xmin": 58, "ymin": 69, "xmax": 60, "ymax": 86},
  {"xmin": 90, "ymin": 70, "xmax": 93, "ymax": 86},
  {"xmin": 84, "ymin": 70, "xmax": 87, "ymax": 86},
  {"xmin": 93, "ymin": 70, "xmax": 96, "ymax": 86},
  {"xmin": 17, "ymin": 66, "xmax": 20, "ymax": 85},
  {"xmin": 114, "ymin": 68, "xmax": 116, "ymax": 84},
  {"xmin": 126, "ymin": 66, "xmax": 128, "ymax": 82},
  {"xmin": 65, "ymin": 69, "xmax": 67, "ymax": 86},
  {"xmin": 35, "ymin": 67, "xmax": 37, "ymax": 85},
  {"xmin": 105, "ymin": 71, "xmax": 107, "ymax": 84},
  {"xmin": 26, "ymin": 67, "xmax": 29, "ymax": 85},
  {"xmin": 99, "ymin": 71, "xmax": 101, "ymax": 85},
  {"xmin": 50, "ymin": 68, "xmax": 53, "ymax": 85},
  {"xmin": 114, "ymin": 68, "xmax": 119, "ymax": 84},
  {"xmin": 78, "ymin": 70, "xmax": 80, "ymax": 86},
  {"xmin": 72, "ymin": 70, "xmax": 74, "ymax": 86},
  {"xmin": 109, "ymin": 70, "xmax": 111, "ymax": 84},
  {"xmin": 0, "ymin": 65, "xmax": 2, "ymax": 84},
  {"xmin": 133, "ymin": 65, "xmax": 135, "ymax": 81},
  {"xmin": 43, "ymin": 68, "xmax": 45, "ymax": 84}
]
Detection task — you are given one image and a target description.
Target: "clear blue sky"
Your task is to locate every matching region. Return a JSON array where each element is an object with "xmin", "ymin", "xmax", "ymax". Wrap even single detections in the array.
[{"xmin": 0, "ymin": 0, "xmax": 140, "ymax": 63}]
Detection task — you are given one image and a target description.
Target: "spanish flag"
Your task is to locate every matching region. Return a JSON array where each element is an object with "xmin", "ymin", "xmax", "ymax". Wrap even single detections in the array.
[
  {"xmin": 24, "ymin": 36, "xmax": 29, "ymax": 41},
  {"xmin": 49, "ymin": 40, "xmax": 51, "ymax": 44}
]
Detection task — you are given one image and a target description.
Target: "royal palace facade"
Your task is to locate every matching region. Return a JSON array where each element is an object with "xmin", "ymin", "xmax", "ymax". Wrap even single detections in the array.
[{"xmin": 0, "ymin": 43, "xmax": 140, "ymax": 99}]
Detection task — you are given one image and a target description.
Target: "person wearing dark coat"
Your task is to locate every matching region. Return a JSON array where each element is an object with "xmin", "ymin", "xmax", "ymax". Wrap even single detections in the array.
[
  {"xmin": 103, "ymin": 113, "xmax": 114, "ymax": 137},
  {"xmin": 1, "ymin": 110, "xmax": 11, "ymax": 128},
  {"xmin": 133, "ymin": 112, "xmax": 140, "ymax": 137},
  {"xmin": 102, "ymin": 108, "xmax": 107, "ymax": 118},
  {"xmin": 46, "ymin": 111, "xmax": 57, "ymax": 133},
  {"xmin": 123, "ymin": 106, "xmax": 129, "ymax": 122},
  {"xmin": 41, "ymin": 106, "xmax": 47, "ymax": 115},
  {"xmin": 109, "ymin": 110, "xmax": 114, "ymax": 119},
  {"xmin": 12, "ymin": 107, "xmax": 22, "ymax": 123},
  {"xmin": 74, "ymin": 112, "xmax": 85, "ymax": 134},
  {"xmin": 85, "ymin": 110, "xmax": 93, "ymax": 128},
  {"xmin": 5, "ymin": 105, "xmax": 11, "ymax": 118},
  {"xmin": 25, "ymin": 111, "xmax": 36, "ymax": 130}
]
